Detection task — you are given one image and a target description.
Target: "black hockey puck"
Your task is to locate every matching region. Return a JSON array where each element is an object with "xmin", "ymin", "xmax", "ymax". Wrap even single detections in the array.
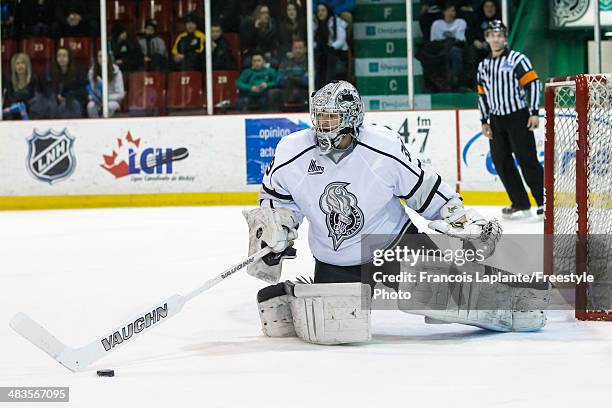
[{"xmin": 96, "ymin": 369, "xmax": 115, "ymax": 377}]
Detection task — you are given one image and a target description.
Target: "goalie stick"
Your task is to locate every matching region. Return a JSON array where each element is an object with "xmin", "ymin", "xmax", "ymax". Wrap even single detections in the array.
[{"xmin": 9, "ymin": 246, "xmax": 272, "ymax": 372}]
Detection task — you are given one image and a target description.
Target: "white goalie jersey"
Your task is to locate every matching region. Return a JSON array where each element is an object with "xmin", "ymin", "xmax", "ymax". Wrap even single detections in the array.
[{"xmin": 259, "ymin": 124, "xmax": 460, "ymax": 266}]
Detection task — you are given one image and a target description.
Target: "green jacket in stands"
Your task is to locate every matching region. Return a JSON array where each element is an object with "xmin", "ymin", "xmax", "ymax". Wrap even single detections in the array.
[{"xmin": 236, "ymin": 66, "xmax": 278, "ymax": 96}]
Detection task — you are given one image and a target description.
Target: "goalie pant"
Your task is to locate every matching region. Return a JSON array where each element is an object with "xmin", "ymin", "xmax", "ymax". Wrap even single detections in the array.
[{"xmin": 257, "ymin": 226, "xmax": 548, "ymax": 343}]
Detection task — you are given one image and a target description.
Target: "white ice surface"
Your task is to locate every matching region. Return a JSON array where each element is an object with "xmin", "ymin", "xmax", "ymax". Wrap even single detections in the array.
[{"xmin": 0, "ymin": 206, "xmax": 611, "ymax": 408}]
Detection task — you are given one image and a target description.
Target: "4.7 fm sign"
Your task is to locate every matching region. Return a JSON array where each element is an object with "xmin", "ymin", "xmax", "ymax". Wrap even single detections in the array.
[{"xmin": 364, "ymin": 111, "xmax": 458, "ymax": 185}]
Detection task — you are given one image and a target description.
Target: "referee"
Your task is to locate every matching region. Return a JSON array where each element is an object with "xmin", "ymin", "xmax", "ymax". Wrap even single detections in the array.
[{"xmin": 476, "ymin": 20, "xmax": 543, "ymax": 219}]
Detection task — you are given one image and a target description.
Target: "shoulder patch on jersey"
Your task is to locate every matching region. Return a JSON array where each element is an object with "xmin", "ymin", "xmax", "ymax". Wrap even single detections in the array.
[{"xmin": 319, "ymin": 182, "xmax": 364, "ymax": 251}]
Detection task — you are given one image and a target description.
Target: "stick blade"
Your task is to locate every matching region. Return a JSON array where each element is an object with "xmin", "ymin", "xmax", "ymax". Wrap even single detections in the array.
[{"xmin": 10, "ymin": 312, "xmax": 80, "ymax": 372}]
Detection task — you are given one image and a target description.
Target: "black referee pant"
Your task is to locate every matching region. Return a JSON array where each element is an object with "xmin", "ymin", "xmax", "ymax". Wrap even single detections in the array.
[{"xmin": 489, "ymin": 108, "xmax": 543, "ymax": 209}]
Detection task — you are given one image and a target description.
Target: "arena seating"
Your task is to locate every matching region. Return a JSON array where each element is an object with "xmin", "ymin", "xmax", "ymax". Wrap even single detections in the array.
[
  {"xmin": 127, "ymin": 71, "xmax": 166, "ymax": 112},
  {"xmin": 1, "ymin": 40, "xmax": 17, "ymax": 68},
  {"xmin": 174, "ymin": 0, "xmax": 204, "ymax": 19},
  {"xmin": 139, "ymin": 0, "xmax": 171, "ymax": 34},
  {"xmin": 58, "ymin": 37, "xmax": 93, "ymax": 66},
  {"xmin": 223, "ymin": 32, "xmax": 242, "ymax": 69},
  {"xmin": 19, "ymin": 37, "xmax": 55, "ymax": 76},
  {"xmin": 107, "ymin": 0, "xmax": 136, "ymax": 24},
  {"xmin": 166, "ymin": 71, "xmax": 204, "ymax": 110},
  {"xmin": 212, "ymin": 70, "xmax": 239, "ymax": 109}
]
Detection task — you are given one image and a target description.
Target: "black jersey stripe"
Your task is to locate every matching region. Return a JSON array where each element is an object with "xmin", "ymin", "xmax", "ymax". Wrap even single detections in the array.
[
  {"xmin": 269, "ymin": 145, "xmax": 317, "ymax": 181},
  {"xmin": 355, "ymin": 141, "xmax": 421, "ymax": 178},
  {"xmin": 262, "ymin": 183, "xmax": 293, "ymax": 201},
  {"xmin": 384, "ymin": 219, "xmax": 414, "ymax": 250},
  {"xmin": 416, "ymin": 174, "xmax": 442, "ymax": 214},
  {"xmin": 398, "ymin": 169, "xmax": 424, "ymax": 200},
  {"xmin": 435, "ymin": 190, "xmax": 450, "ymax": 202}
]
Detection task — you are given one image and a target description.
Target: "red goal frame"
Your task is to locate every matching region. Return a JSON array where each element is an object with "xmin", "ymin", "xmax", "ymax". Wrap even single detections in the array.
[{"xmin": 544, "ymin": 74, "xmax": 612, "ymax": 321}]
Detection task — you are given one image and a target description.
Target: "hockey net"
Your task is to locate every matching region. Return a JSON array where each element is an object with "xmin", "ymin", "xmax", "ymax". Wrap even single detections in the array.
[{"xmin": 545, "ymin": 74, "xmax": 612, "ymax": 320}]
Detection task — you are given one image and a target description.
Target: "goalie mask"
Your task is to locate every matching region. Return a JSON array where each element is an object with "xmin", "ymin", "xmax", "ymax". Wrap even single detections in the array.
[{"xmin": 310, "ymin": 80, "xmax": 364, "ymax": 155}]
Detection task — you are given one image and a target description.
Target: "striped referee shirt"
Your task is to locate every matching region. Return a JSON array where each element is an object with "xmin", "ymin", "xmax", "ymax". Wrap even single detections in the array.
[{"xmin": 476, "ymin": 48, "xmax": 541, "ymax": 123}]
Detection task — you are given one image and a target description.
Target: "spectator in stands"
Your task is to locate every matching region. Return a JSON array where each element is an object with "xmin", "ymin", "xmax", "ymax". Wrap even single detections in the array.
[
  {"xmin": 211, "ymin": 21, "xmax": 236, "ymax": 70},
  {"xmin": 86, "ymin": 50, "xmax": 125, "ymax": 118},
  {"xmin": 455, "ymin": 0, "xmax": 477, "ymax": 31},
  {"xmin": 212, "ymin": 0, "xmax": 240, "ymax": 33},
  {"xmin": 15, "ymin": 0, "xmax": 56, "ymax": 38},
  {"xmin": 462, "ymin": 0, "xmax": 500, "ymax": 88},
  {"xmin": 277, "ymin": 39, "xmax": 309, "ymax": 111},
  {"xmin": 430, "ymin": 2, "xmax": 467, "ymax": 91},
  {"xmin": 240, "ymin": 4, "xmax": 279, "ymax": 68},
  {"xmin": 43, "ymin": 47, "xmax": 86, "ymax": 118},
  {"xmin": 472, "ymin": 0, "xmax": 500, "ymax": 58},
  {"xmin": 313, "ymin": 0, "xmax": 355, "ymax": 25},
  {"xmin": 419, "ymin": 0, "xmax": 442, "ymax": 42},
  {"xmin": 53, "ymin": 1, "xmax": 98, "ymax": 38},
  {"xmin": 1, "ymin": 0, "xmax": 17, "ymax": 39},
  {"xmin": 111, "ymin": 23, "xmax": 144, "ymax": 73},
  {"xmin": 314, "ymin": 3, "xmax": 349, "ymax": 90},
  {"xmin": 237, "ymin": 1, "xmax": 283, "ymax": 23},
  {"xmin": 280, "ymin": 1, "xmax": 307, "ymax": 57},
  {"xmin": 2, "ymin": 53, "xmax": 50, "ymax": 120},
  {"xmin": 172, "ymin": 14, "xmax": 205, "ymax": 71},
  {"xmin": 139, "ymin": 19, "xmax": 167, "ymax": 72},
  {"xmin": 236, "ymin": 50, "xmax": 279, "ymax": 112}
]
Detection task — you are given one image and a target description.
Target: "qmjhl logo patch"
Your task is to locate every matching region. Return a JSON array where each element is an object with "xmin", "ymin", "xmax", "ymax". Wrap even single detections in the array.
[{"xmin": 307, "ymin": 159, "xmax": 324, "ymax": 175}]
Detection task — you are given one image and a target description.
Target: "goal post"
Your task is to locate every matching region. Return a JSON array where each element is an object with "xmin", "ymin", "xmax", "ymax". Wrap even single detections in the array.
[{"xmin": 545, "ymin": 74, "xmax": 612, "ymax": 321}]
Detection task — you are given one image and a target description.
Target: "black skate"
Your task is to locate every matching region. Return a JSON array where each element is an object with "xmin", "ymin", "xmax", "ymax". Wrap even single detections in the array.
[{"xmin": 501, "ymin": 206, "xmax": 531, "ymax": 220}]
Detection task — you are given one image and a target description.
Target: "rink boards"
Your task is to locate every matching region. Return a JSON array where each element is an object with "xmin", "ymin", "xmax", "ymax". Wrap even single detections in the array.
[{"xmin": 0, "ymin": 109, "xmax": 544, "ymax": 210}]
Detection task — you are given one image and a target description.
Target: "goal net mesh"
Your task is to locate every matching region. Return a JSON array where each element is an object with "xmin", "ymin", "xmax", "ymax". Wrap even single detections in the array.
[{"xmin": 546, "ymin": 74, "xmax": 612, "ymax": 320}]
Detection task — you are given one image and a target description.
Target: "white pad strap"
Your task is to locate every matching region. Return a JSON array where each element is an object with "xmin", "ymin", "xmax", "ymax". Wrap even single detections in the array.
[
  {"xmin": 258, "ymin": 294, "xmax": 297, "ymax": 338},
  {"xmin": 290, "ymin": 283, "xmax": 371, "ymax": 345}
]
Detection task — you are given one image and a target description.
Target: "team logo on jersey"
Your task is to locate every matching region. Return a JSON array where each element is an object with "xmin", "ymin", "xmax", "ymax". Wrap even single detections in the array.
[
  {"xmin": 26, "ymin": 128, "xmax": 76, "ymax": 184},
  {"xmin": 319, "ymin": 182, "xmax": 364, "ymax": 250},
  {"xmin": 501, "ymin": 60, "xmax": 514, "ymax": 71},
  {"xmin": 307, "ymin": 159, "xmax": 324, "ymax": 175}
]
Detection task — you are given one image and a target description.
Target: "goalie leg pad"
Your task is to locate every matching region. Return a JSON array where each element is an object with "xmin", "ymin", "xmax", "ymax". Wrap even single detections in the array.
[
  {"xmin": 257, "ymin": 283, "xmax": 296, "ymax": 338},
  {"xmin": 289, "ymin": 283, "xmax": 371, "ymax": 345},
  {"xmin": 398, "ymin": 262, "xmax": 549, "ymax": 332}
]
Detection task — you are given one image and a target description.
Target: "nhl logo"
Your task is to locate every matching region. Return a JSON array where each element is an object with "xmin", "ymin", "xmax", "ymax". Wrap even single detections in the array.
[
  {"xmin": 319, "ymin": 182, "xmax": 364, "ymax": 250},
  {"xmin": 26, "ymin": 129, "xmax": 76, "ymax": 184}
]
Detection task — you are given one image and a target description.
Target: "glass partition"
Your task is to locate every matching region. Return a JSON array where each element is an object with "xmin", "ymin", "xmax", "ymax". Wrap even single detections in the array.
[
  {"xmin": 0, "ymin": 0, "xmax": 519, "ymax": 120},
  {"xmin": 217, "ymin": 0, "xmax": 310, "ymax": 114},
  {"xmin": 1, "ymin": 0, "xmax": 101, "ymax": 120},
  {"xmin": 412, "ymin": 0, "xmax": 500, "ymax": 110}
]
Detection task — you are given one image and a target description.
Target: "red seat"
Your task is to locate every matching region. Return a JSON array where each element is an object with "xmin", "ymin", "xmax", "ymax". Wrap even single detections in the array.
[
  {"xmin": 223, "ymin": 32, "xmax": 241, "ymax": 69},
  {"xmin": 19, "ymin": 37, "xmax": 55, "ymax": 76},
  {"xmin": 58, "ymin": 37, "xmax": 93, "ymax": 64},
  {"xmin": 166, "ymin": 71, "xmax": 203, "ymax": 109},
  {"xmin": 108, "ymin": 0, "xmax": 136, "ymax": 24},
  {"xmin": 1, "ymin": 40, "xmax": 17, "ymax": 67},
  {"xmin": 174, "ymin": 0, "xmax": 203, "ymax": 19},
  {"xmin": 213, "ymin": 70, "xmax": 239, "ymax": 108},
  {"xmin": 139, "ymin": 0, "xmax": 171, "ymax": 34},
  {"xmin": 127, "ymin": 72, "xmax": 166, "ymax": 111}
]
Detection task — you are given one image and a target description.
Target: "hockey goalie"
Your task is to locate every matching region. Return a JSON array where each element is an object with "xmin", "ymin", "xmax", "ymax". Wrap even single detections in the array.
[{"xmin": 244, "ymin": 80, "xmax": 549, "ymax": 345}]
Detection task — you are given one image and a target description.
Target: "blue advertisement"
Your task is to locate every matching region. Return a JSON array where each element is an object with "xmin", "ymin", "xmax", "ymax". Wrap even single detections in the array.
[{"xmin": 245, "ymin": 118, "xmax": 310, "ymax": 184}]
